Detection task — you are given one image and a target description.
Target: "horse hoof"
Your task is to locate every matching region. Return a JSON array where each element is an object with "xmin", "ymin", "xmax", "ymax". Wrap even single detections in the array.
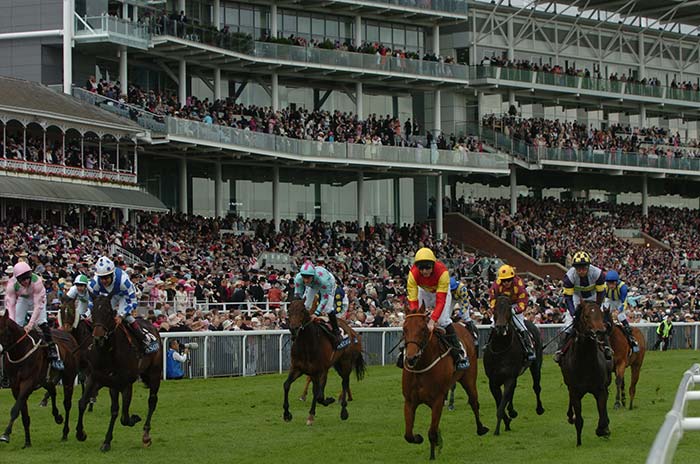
[
  {"xmin": 283, "ymin": 411, "xmax": 292, "ymax": 422},
  {"xmin": 0, "ymin": 434, "xmax": 9, "ymax": 443},
  {"xmin": 22, "ymin": 442, "xmax": 31, "ymax": 449},
  {"xmin": 324, "ymin": 397, "xmax": 335, "ymax": 406},
  {"xmin": 340, "ymin": 409, "xmax": 349, "ymax": 421},
  {"xmin": 536, "ymin": 406, "xmax": 545, "ymax": 415},
  {"xmin": 39, "ymin": 399, "xmax": 48, "ymax": 408},
  {"xmin": 55, "ymin": 415, "xmax": 64, "ymax": 425},
  {"xmin": 413, "ymin": 434, "xmax": 424, "ymax": 444},
  {"xmin": 494, "ymin": 429, "xmax": 500, "ymax": 436},
  {"xmin": 131, "ymin": 415, "xmax": 142, "ymax": 426},
  {"xmin": 568, "ymin": 417, "xmax": 575, "ymax": 425},
  {"xmin": 614, "ymin": 402, "xmax": 621, "ymax": 410},
  {"xmin": 447, "ymin": 405, "xmax": 455, "ymax": 411},
  {"xmin": 306, "ymin": 417, "xmax": 314, "ymax": 426},
  {"xmin": 76, "ymin": 430, "xmax": 87, "ymax": 442},
  {"xmin": 61, "ymin": 435, "xmax": 68, "ymax": 442},
  {"xmin": 298, "ymin": 395, "xmax": 306, "ymax": 402},
  {"xmin": 596, "ymin": 427, "xmax": 611, "ymax": 438},
  {"xmin": 100, "ymin": 443, "xmax": 111, "ymax": 452},
  {"xmin": 509, "ymin": 410, "xmax": 518, "ymax": 419},
  {"xmin": 477, "ymin": 426, "xmax": 489, "ymax": 436},
  {"xmin": 143, "ymin": 436, "xmax": 152, "ymax": 448}
]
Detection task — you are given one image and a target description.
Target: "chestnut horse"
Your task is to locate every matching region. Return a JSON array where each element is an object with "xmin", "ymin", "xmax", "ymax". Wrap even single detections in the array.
[
  {"xmin": 559, "ymin": 301, "xmax": 612, "ymax": 446},
  {"xmin": 283, "ymin": 300, "xmax": 365, "ymax": 426},
  {"xmin": 402, "ymin": 308, "xmax": 488, "ymax": 460},
  {"xmin": 610, "ymin": 325, "xmax": 645, "ymax": 410},
  {"xmin": 483, "ymin": 295, "xmax": 545, "ymax": 435},
  {"xmin": 0, "ymin": 310, "xmax": 79, "ymax": 446}
]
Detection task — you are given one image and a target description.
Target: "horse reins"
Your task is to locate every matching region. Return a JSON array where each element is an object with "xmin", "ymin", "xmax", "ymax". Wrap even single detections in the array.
[
  {"xmin": 402, "ymin": 313, "xmax": 453, "ymax": 374},
  {"xmin": 4, "ymin": 332, "xmax": 42, "ymax": 364}
]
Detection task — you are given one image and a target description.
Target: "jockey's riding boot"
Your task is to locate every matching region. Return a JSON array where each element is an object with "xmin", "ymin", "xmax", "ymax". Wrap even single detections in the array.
[
  {"xmin": 129, "ymin": 319, "xmax": 159, "ymax": 355},
  {"xmin": 39, "ymin": 323, "xmax": 64, "ymax": 371},
  {"xmin": 518, "ymin": 327, "xmax": 536, "ymax": 362},
  {"xmin": 396, "ymin": 348, "xmax": 404, "ymax": 368},
  {"xmin": 466, "ymin": 320, "xmax": 479, "ymax": 347},
  {"xmin": 445, "ymin": 323, "xmax": 470, "ymax": 370},
  {"xmin": 622, "ymin": 320, "xmax": 640, "ymax": 353},
  {"xmin": 327, "ymin": 312, "xmax": 345, "ymax": 349},
  {"xmin": 553, "ymin": 329, "xmax": 574, "ymax": 364}
]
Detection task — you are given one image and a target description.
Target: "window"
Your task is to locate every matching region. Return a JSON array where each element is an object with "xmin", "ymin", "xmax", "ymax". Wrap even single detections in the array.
[
  {"xmin": 312, "ymin": 16, "xmax": 325, "ymax": 36},
  {"xmin": 380, "ymin": 25, "xmax": 392, "ymax": 44},
  {"xmin": 298, "ymin": 15, "xmax": 311, "ymax": 35},
  {"xmin": 365, "ymin": 22, "xmax": 379, "ymax": 43},
  {"xmin": 393, "ymin": 27, "xmax": 405, "ymax": 47},
  {"xmin": 325, "ymin": 18, "xmax": 339, "ymax": 38}
]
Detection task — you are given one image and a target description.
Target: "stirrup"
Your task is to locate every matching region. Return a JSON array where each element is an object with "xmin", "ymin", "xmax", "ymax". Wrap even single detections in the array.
[
  {"xmin": 526, "ymin": 351, "xmax": 536, "ymax": 362},
  {"xmin": 51, "ymin": 359, "xmax": 65, "ymax": 371},
  {"xmin": 456, "ymin": 357, "xmax": 470, "ymax": 370},
  {"xmin": 144, "ymin": 341, "xmax": 159, "ymax": 354}
]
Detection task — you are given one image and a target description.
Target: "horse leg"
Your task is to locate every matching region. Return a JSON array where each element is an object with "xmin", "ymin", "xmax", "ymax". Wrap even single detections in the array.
[
  {"xmin": 461, "ymin": 376, "xmax": 489, "ymax": 435},
  {"xmin": 299, "ymin": 376, "xmax": 311, "ymax": 402},
  {"xmin": 503, "ymin": 378, "xmax": 518, "ymax": 431},
  {"xmin": 339, "ymin": 367, "xmax": 351, "ymax": 421},
  {"xmin": 447, "ymin": 384, "xmax": 456, "ymax": 411},
  {"xmin": 120, "ymin": 384, "xmax": 141, "ymax": 427},
  {"xmin": 307, "ymin": 375, "xmax": 321, "ymax": 426},
  {"xmin": 614, "ymin": 363, "xmax": 625, "ymax": 410},
  {"xmin": 489, "ymin": 379, "xmax": 505, "ymax": 435},
  {"xmin": 46, "ymin": 383, "xmax": 63, "ymax": 425},
  {"xmin": 61, "ymin": 381, "xmax": 74, "ymax": 441},
  {"xmin": 571, "ymin": 391, "xmax": 584, "ymax": 447},
  {"xmin": 141, "ymin": 371, "xmax": 159, "ymax": 448},
  {"xmin": 76, "ymin": 375, "xmax": 98, "ymax": 442},
  {"xmin": 283, "ymin": 368, "xmax": 303, "ymax": 422},
  {"xmin": 403, "ymin": 400, "xmax": 423, "ymax": 444},
  {"xmin": 100, "ymin": 387, "xmax": 120, "ymax": 452},
  {"xmin": 39, "ymin": 391, "xmax": 50, "ymax": 408},
  {"xmin": 428, "ymin": 399, "xmax": 445, "ymax": 460},
  {"xmin": 20, "ymin": 401, "xmax": 31, "ymax": 448},
  {"xmin": 629, "ymin": 365, "xmax": 641, "ymax": 410},
  {"xmin": 595, "ymin": 389, "xmax": 611, "ymax": 439},
  {"xmin": 0, "ymin": 380, "xmax": 32, "ymax": 444},
  {"xmin": 530, "ymin": 358, "xmax": 545, "ymax": 415}
]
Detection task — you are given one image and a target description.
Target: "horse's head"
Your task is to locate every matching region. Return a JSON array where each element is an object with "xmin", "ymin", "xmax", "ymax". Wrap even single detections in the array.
[
  {"xmin": 402, "ymin": 304, "xmax": 430, "ymax": 369},
  {"xmin": 91, "ymin": 295, "xmax": 116, "ymax": 348},
  {"xmin": 287, "ymin": 299, "xmax": 311, "ymax": 339},
  {"xmin": 576, "ymin": 301, "xmax": 607, "ymax": 337},
  {"xmin": 60, "ymin": 296, "xmax": 76, "ymax": 332},
  {"xmin": 493, "ymin": 295, "xmax": 513, "ymax": 337}
]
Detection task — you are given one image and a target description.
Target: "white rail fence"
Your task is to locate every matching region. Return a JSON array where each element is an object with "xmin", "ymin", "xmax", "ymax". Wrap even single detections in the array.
[{"xmin": 646, "ymin": 364, "xmax": 700, "ymax": 464}]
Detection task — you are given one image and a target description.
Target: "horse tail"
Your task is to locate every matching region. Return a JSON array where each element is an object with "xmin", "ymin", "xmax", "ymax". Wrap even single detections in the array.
[{"xmin": 354, "ymin": 352, "xmax": 366, "ymax": 381}]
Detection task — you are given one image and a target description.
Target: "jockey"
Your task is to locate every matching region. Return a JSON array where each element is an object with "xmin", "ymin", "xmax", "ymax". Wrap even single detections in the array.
[
  {"xmin": 403, "ymin": 247, "xmax": 469, "ymax": 370},
  {"xmin": 3, "ymin": 261, "xmax": 64, "ymax": 370},
  {"xmin": 553, "ymin": 251, "xmax": 609, "ymax": 363},
  {"xmin": 450, "ymin": 277, "xmax": 479, "ymax": 347},
  {"xmin": 293, "ymin": 260, "xmax": 344, "ymax": 349},
  {"xmin": 488, "ymin": 265, "xmax": 536, "ymax": 361},
  {"xmin": 603, "ymin": 270, "xmax": 640, "ymax": 352},
  {"xmin": 88, "ymin": 257, "xmax": 159, "ymax": 355},
  {"xmin": 63, "ymin": 274, "xmax": 91, "ymax": 329}
]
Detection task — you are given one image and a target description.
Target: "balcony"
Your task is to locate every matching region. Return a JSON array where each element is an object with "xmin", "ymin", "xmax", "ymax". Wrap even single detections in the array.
[
  {"xmin": 0, "ymin": 158, "xmax": 137, "ymax": 186},
  {"xmin": 74, "ymin": 15, "xmax": 151, "ymax": 50}
]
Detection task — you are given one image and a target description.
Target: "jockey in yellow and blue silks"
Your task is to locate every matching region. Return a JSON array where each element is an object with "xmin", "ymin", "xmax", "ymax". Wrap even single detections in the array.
[
  {"xmin": 294, "ymin": 260, "xmax": 344, "ymax": 348},
  {"xmin": 603, "ymin": 270, "xmax": 639, "ymax": 352},
  {"xmin": 450, "ymin": 277, "xmax": 479, "ymax": 347}
]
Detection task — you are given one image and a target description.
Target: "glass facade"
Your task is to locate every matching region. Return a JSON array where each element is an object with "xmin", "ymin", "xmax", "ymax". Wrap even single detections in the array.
[
  {"xmin": 363, "ymin": 20, "xmax": 424, "ymax": 53},
  {"xmin": 220, "ymin": 1, "xmax": 270, "ymax": 37},
  {"xmin": 279, "ymin": 9, "xmax": 354, "ymax": 43}
]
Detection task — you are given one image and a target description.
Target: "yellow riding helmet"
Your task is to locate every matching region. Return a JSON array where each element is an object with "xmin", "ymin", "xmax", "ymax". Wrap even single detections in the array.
[
  {"xmin": 497, "ymin": 265, "xmax": 515, "ymax": 281},
  {"xmin": 414, "ymin": 247, "xmax": 437, "ymax": 264},
  {"xmin": 572, "ymin": 251, "xmax": 591, "ymax": 266}
]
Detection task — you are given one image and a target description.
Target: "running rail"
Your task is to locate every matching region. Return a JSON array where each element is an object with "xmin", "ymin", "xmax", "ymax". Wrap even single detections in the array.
[{"xmin": 646, "ymin": 364, "xmax": 700, "ymax": 464}]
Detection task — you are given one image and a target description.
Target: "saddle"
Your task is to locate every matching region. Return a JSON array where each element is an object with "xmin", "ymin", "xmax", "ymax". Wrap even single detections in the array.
[{"xmin": 314, "ymin": 316, "xmax": 353, "ymax": 350}]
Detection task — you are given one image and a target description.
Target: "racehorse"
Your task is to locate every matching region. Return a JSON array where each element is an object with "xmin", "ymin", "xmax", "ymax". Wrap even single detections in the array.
[
  {"xmin": 483, "ymin": 295, "xmax": 544, "ymax": 435},
  {"xmin": 610, "ymin": 325, "xmax": 646, "ymax": 410},
  {"xmin": 402, "ymin": 306, "xmax": 488, "ymax": 460},
  {"xmin": 559, "ymin": 301, "xmax": 612, "ymax": 446},
  {"xmin": 283, "ymin": 300, "xmax": 365, "ymax": 426},
  {"xmin": 0, "ymin": 310, "xmax": 79, "ymax": 446},
  {"xmin": 75, "ymin": 295, "xmax": 162, "ymax": 451}
]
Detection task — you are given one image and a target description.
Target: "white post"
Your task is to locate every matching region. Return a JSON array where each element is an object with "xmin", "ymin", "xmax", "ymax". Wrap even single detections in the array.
[
  {"xmin": 354, "ymin": 15, "xmax": 362, "ymax": 48},
  {"xmin": 436, "ymin": 174, "xmax": 443, "ymax": 238},
  {"xmin": 357, "ymin": 171, "xmax": 365, "ymax": 226},
  {"xmin": 122, "ymin": 1, "xmax": 128, "ymax": 19},
  {"xmin": 507, "ymin": 18, "xmax": 514, "ymax": 61},
  {"xmin": 178, "ymin": 0, "xmax": 186, "ymax": 14},
  {"xmin": 510, "ymin": 165, "xmax": 517, "ymax": 216},
  {"xmin": 98, "ymin": 137, "xmax": 102, "ymax": 171},
  {"xmin": 214, "ymin": 159, "xmax": 222, "ymax": 218},
  {"xmin": 638, "ymin": 31, "xmax": 645, "ymax": 79},
  {"xmin": 356, "ymin": 82, "xmax": 364, "ymax": 120},
  {"xmin": 271, "ymin": 73, "xmax": 279, "ymax": 111},
  {"xmin": 640, "ymin": 104, "xmax": 647, "ymax": 129},
  {"xmin": 508, "ymin": 90, "xmax": 516, "ymax": 109},
  {"xmin": 119, "ymin": 45, "xmax": 128, "ymax": 96},
  {"xmin": 434, "ymin": 90, "xmax": 441, "ymax": 136},
  {"xmin": 179, "ymin": 59, "xmax": 187, "ymax": 108},
  {"xmin": 213, "ymin": 0, "xmax": 220, "ymax": 29},
  {"xmin": 642, "ymin": 174, "xmax": 648, "ymax": 217},
  {"xmin": 122, "ymin": 208, "xmax": 128, "ymax": 224},
  {"xmin": 270, "ymin": 3, "xmax": 278, "ymax": 38},
  {"xmin": 180, "ymin": 157, "xmax": 188, "ymax": 214},
  {"xmin": 214, "ymin": 68, "xmax": 221, "ymax": 101},
  {"xmin": 133, "ymin": 5, "xmax": 138, "ymax": 22},
  {"xmin": 62, "ymin": 0, "xmax": 73, "ymax": 95},
  {"xmin": 273, "ymin": 166, "xmax": 280, "ymax": 232},
  {"xmin": 432, "ymin": 24, "xmax": 440, "ymax": 54}
]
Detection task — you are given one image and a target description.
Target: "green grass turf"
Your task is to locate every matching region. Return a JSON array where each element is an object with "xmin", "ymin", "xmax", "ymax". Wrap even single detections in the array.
[{"xmin": 0, "ymin": 350, "xmax": 699, "ymax": 463}]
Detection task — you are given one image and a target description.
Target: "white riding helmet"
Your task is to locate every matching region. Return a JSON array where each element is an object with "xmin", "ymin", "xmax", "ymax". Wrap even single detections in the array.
[
  {"xmin": 74, "ymin": 274, "xmax": 89, "ymax": 285},
  {"xmin": 95, "ymin": 257, "xmax": 116, "ymax": 277}
]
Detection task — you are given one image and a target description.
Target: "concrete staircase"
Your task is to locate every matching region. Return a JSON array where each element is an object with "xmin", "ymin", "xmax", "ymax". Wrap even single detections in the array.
[{"xmin": 444, "ymin": 213, "xmax": 567, "ymax": 279}]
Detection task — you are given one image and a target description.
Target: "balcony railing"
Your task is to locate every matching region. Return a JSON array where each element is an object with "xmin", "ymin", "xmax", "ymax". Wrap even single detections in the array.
[
  {"xmin": 74, "ymin": 15, "xmax": 151, "ymax": 50},
  {"xmin": 0, "ymin": 158, "xmax": 137, "ymax": 185},
  {"xmin": 354, "ymin": 0, "xmax": 468, "ymax": 14}
]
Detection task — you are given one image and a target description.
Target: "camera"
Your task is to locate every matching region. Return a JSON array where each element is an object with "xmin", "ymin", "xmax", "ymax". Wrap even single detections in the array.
[{"xmin": 183, "ymin": 342, "xmax": 198, "ymax": 350}]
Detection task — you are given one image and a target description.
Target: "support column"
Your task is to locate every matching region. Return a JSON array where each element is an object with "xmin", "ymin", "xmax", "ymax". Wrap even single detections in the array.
[
  {"xmin": 640, "ymin": 104, "xmax": 647, "ymax": 129},
  {"xmin": 41, "ymin": 204, "xmax": 47, "ymax": 223},
  {"xmin": 119, "ymin": 46, "xmax": 127, "ymax": 96},
  {"xmin": 508, "ymin": 90, "xmax": 516, "ymax": 110},
  {"xmin": 432, "ymin": 24, "xmax": 440, "ymax": 54},
  {"xmin": 436, "ymin": 174, "xmax": 443, "ymax": 238},
  {"xmin": 356, "ymin": 82, "xmax": 363, "ymax": 120},
  {"xmin": 477, "ymin": 91, "xmax": 486, "ymax": 122},
  {"xmin": 121, "ymin": 208, "xmax": 128, "ymax": 224},
  {"xmin": 271, "ymin": 73, "xmax": 279, "ymax": 111},
  {"xmin": 354, "ymin": 15, "xmax": 362, "ymax": 48},
  {"xmin": 78, "ymin": 208, "xmax": 84, "ymax": 231},
  {"xmin": 214, "ymin": 68, "xmax": 222, "ymax": 101},
  {"xmin": 433, "ymin": 90, "xmax": 441, "ymax": 136},
  {"xmin": 450, "ymin": 179, "xmax": 457, "ymax": 212},
  {"xmin": 393, "ymin": 177, "xmax": 401, "ymax": 225},
  {"xmin": 510, "ymin": 165, "xmax": 517, "ymax": 216},
  {"xmin": 122, "ymin": 1, "xmax": 128, "ymax": 19},
  {"xmin": 132, "ymin": 5, "xmax": 138, "ymax": 22},
  {"xmin": 179, "ymin": 158, "xmax": 188, "ymax": 214},
  {"xmin": 638, "ymin": 31, "xmax": 645, "ymax": 79},
  {"xmin": 507, "ymin": 18, "xmax": 514, "ymax": 61},
  {"xmin": 272, "ymin": 166, "xmax": 280, "ymax": 232},
  {"xmin": 357, "ymin": 172, "xmax": 365, "ymax": 226},
  {"xmin": 270, "ymin": 3, "xmax": 278, "ymax": 38},
  {"xmin": 178, "ymin": 0, "xmax": 186, "ymax": 13},
  {"xmin": 213, "ymin": 0, "xmax": 220, "ymax": 29},
  {"xmin": 0, "ymin": 199, "xmax": 5, "ymax": 222},
  {"xmin": 62, "ymin": 0, "xmax": 73, "ymax": 94},
  {"xmin": 642, "ymin": 174, "xmax": 648, "ymax": 217},
  {"xmin": 59, "ymin": 205, "xmax": 66, "ymax": 225},
  {"xmin": 214, "ymin": 159, "xmax": 222, "ymax": 218},
  {"xmin": 178, "ymin": 59, "xmax": 187, "ymax": 108}
]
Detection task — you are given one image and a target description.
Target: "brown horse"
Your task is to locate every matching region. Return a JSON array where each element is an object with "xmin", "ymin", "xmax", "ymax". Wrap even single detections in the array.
[
  {"xmin": 402, "ymin": 309, "xmax": 489, "ymax": 460},
  {"xmin": 283, "ymin": 300, "xmax": 365, "ymax": 426},
  {"xmin": 559, "ymin": 301, "xmax": 612, "ymax": 446},
  {"xmin": 75, "ymin": 295, "xmax": 162, "ymax": 452},
  {"xmin": 610, "ymin": 325, "xmax": 645, "ymax": 410},
  {"xmin": 0, "ymin": 310, "xmax": 79, "ymax": 446}
]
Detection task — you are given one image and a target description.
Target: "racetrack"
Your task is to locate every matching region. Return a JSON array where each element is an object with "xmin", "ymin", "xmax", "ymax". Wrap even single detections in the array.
[{"xmin": 1, "ymin": 350, "xmax": 699, "ymax": 463}]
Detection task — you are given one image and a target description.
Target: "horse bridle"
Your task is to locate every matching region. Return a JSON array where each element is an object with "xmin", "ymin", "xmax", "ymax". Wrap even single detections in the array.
[
  {"xmin": 289, "ymin": 315, "xmax": 313, "ymax": 340},
  {"xmin": 402, "ymin": 314, "xmax": 432, "ymax": 364}
]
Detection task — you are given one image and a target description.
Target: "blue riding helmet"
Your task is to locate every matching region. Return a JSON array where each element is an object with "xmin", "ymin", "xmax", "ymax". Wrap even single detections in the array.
[
  {"xmin": 450, "ymin": 277, "xmax": 459, "ymax": 291},
  {"xmin": 605, "ymin": 270, "xmax": 619, "ymax": 282}
]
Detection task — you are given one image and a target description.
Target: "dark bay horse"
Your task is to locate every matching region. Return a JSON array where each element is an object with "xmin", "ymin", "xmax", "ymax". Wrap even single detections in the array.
[
  {"xmin": 483, "ymin": 295, "xmax": 544, "ymax": 435},
  {"xmin": 283, "ymin": 300, "xmax": 366, "ymax": 426},
  {"xmin": 75, "ymin": 296, "xmax": 162, "ymax": 451},
  {"xmin": 0, "ymin": 310, "xmax": 79, "ymax": 446},
  {"xmin": 610, "ymin": 325, "xmax": 646, "ymax": 410},
  {"xmin": 402, "ymin": 309, "xmax": 488, "ymax": 460},
  {"xmin": 559, "ymin": 301, "xmax": 612, "ymax": 446}
]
